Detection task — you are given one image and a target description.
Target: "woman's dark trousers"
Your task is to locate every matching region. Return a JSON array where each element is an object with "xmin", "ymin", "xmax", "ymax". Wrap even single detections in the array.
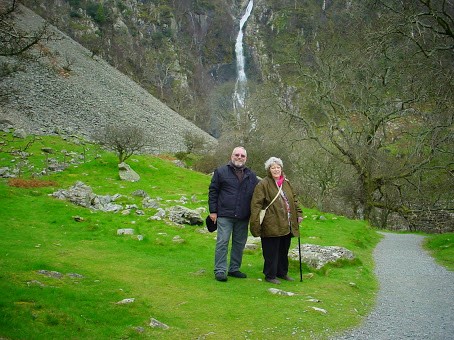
[{"xmin": 261, "ymin": 233, "xmax": 292, "ymax": 279}]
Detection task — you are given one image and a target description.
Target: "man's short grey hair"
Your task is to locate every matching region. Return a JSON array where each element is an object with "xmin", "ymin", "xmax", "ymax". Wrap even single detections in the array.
[
  {"xmin": 232, "ymin": 146, "xmax": 247, "ymax": 156},
  {"xmin": 264, "ymin": 157, "xmax": 283, "ymax": 170}
]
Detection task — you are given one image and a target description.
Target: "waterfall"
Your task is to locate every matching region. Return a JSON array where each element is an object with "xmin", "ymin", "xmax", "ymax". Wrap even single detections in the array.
[{"xmin": 233, "ymin": 0, "xmax": 253, "ymax": 123}]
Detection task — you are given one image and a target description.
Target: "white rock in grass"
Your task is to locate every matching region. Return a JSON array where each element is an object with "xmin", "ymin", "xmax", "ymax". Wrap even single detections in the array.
[
  {"xmin": 172, "ymin": 235, "xmax": 185, "ymax": 243},
  {"xmin": 37, "ymin": 270, "xmax": 63, "ymax": 278},
  {"xmin": 27, "ymin": 280, "xmax": 45, "ymax": 287},
  {"xmin": 244, "ymin": 243, "xmax": 259, "ymax": 250},
  {"xmin": 116, "ymin": 298, "xmax": 135, "ymax": 304},
  {"xmin": 117, "ymin": 228, "xmax": 135, "ymax": 235},
  {"xmin": 311, "ymin": 306, "xmax": 327, "ymax": 314},
  {"xmin": 268, "ymin": 288, "xmax": 295, "ymax": 296},
  {"xmin": 149, "ymin": 318, "xmax": 169, "ymax": 329}
]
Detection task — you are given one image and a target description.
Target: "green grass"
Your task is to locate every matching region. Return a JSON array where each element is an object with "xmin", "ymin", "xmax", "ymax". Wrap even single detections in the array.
[
  {"xmin": 423, "ymin": 233, "xmax": 454, "ymax": 271},
  {"xmin": 1, "ymin": 132, "xmax": 384, "ymax": 339}
]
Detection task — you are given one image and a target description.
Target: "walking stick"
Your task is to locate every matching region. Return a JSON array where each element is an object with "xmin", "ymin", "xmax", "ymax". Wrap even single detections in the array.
[{"xmin": 298, "ymin": 235, "xmax": 303, "ymax": 282}]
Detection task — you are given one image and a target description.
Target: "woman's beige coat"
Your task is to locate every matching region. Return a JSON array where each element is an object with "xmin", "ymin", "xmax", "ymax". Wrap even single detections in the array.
[{"xmin": 250, "ymin": 174, "xmax": 302, "ymax": 238}]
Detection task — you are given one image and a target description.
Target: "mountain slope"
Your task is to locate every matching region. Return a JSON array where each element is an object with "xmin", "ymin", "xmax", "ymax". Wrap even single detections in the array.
[{"xmin": 0, "ymin": 4, "xmax": 216, "ymax": 153}]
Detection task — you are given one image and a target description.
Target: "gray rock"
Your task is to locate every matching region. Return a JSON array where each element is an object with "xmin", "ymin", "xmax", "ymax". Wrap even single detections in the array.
[
  {"xmin": 289, "ymin": 244, "xmax": 355, "ymax": 269},
  {"xmin": 148, "ymin": 208, "xmax": 166, "ymax": 220},
  {"xmin": 13, "ymin": 128, "xmax": 27, "ymax": 138},
  {"xmin": 142, "ymin": 197, "xmax": 160, "ymax": 209},
  {"xmin": 117, "ymin": 228, "xmax": 135, "ymax": 235},
  {"xmin": 116, "ymin": 298, "xmax": 135, "ymax": 304},
  {"xmin": 268, "ymin": 288, "xmax": 296, "ymax": 296},
  {"xmin": 168, "ymin": 205, "xmax": 203, "ymax": 225},
  {"xmin": 118, "ymin": 162, "xmax": 140, "ymax": 182},
  {"xmin": 131, "ymin": 189, "xmax": 148, "ymax": 197},
  {"xmin": 52, "ymin": 181, "xmax": 123, "ymax": 212},
  {"xmin": 37, "ymin": 270, "xmax": 63, "ymax": 279},
  {"xmin": 149, "ymin": 318, "xmax": 169, "ymax": 330}
]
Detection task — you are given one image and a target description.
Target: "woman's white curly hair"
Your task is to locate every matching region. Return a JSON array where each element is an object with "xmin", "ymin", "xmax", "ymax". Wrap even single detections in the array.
[{"xmin": 264, "ymin": 157, "xmax": 283, "ymax": 170}]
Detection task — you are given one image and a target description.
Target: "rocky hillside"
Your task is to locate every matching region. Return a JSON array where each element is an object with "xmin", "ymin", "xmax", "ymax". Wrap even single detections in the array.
[
  {"xmin": 17, "ymin": 0, "xmax": 329, "ymax": 136},
  {"xmin": 19, "ymin": 0, "xmax": 241, "ymax": 135},
  {"xmin": 0, "ymin": 4, "xmax": 216, "ymax": 154}
]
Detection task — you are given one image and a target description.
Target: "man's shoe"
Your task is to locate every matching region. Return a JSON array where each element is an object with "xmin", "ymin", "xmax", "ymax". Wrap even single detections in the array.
[
  {"xmin": 228, "ymin": 271, "xmax": 247, "ymax": 278},
  {"xmin": 277, "ymin": 275, "xmax": 295, "ymax": 281},
  {"xmin": 265, "ymin": 277, "xmax": 281, "ymax": 284},
  {"xmin": 215, "ymin": 273, "xmax": 227, "ymax": 282}
]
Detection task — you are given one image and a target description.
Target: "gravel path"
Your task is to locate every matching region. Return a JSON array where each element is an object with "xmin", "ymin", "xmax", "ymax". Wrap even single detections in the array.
[{"xmin": 335, "ymin": 232, "xmax": 454, "ymax": 340}]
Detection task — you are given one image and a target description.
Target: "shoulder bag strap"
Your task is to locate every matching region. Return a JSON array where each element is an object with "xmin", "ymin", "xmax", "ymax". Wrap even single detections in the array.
[{"xmin": 264, "ymin": 185, "xmax": 282, "ymax": 211}]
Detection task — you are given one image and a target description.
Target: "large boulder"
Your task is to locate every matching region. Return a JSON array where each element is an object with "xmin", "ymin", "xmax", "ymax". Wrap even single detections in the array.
[
  {"xmin": 289, "ymin": 244, "xmax": 355, "ymax": 269},
  {"xmin": 118, "ymin": 162, "xmax": 140, "ymax": 182},
  {"xmin": 168, "ymin": 206, "xmax": 204, "ymax": 225}
]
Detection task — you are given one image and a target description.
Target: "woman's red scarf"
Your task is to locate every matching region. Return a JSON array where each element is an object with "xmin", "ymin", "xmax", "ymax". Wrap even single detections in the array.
[{"xmin": 276, "ymin": 175, "xmax": 285, "ymax": 187}]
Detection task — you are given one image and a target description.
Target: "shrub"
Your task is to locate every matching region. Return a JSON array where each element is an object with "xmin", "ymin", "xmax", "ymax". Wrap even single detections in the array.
[
  {"xmin": 94, "ymin": 124, "xmax": 147, "ymax": 164},
  {"xmin": 8, "ymin": 178, "xmax": 58, "ymax": 188}
]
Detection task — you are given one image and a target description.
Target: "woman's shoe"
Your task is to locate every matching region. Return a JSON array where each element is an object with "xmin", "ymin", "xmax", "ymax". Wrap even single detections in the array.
[
  {"xmin": 277, "ymin": 275, "xmax": 295, "ymax": 281},
  {"xmin": 265, "ymin": 277, "xmax": 281, "ymax": 284}
]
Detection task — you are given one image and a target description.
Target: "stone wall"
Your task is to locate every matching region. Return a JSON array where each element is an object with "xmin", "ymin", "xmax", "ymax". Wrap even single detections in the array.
[{"xmin": 407, "ymin": 210, "xmax": 454, "ymax": 234}]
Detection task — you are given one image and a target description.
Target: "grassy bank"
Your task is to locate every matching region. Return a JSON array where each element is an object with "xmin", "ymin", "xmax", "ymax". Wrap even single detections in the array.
[
  {"xmin": 1, "ymin": 133, "xmax": 382, "ymax": 339},
  {"xmin": 423, "ymin": 233, "xmax": 454, "ymax": 271}
]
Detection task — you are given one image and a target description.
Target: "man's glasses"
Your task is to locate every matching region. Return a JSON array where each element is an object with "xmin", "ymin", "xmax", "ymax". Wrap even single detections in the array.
[{"xmin": 233, "ymin": 153, "xmax": 246, "ymax": 158}]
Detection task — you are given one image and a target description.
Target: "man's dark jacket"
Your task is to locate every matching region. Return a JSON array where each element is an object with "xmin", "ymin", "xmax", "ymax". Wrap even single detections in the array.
[{"xmin": 209, "ymin": 163, "xmax": 258, "ymax": 220}]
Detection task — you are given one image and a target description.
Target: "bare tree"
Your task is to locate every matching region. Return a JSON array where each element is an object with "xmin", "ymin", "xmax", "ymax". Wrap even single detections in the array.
[
  {"xmin": 0, "ymin": 0, "xmax": 53, "ymax": 57},
  {"xmin": 0, "ymin": 0, "xmax": 54, "ymax": 104},
  {"xmin": 374, "ymin": 0, "xmax": 454, "ymax": 57},
  {"xmin": 293, "ymin": 144, "xmax": 343, "ymax": 211},
  {"xmin": 141, "ymin": 48, "xmax": 174, "ymax": 99},
  {"xmin": 278, "ymin": 1, "xmax": 453, "ymax": 228},
  {"xmin": 183, "ymin": 131, "xmax": 207, "ymax": 154},
  {"xmin": 95, "ymin": 124, "xmax": 147, "ymax": 164}
]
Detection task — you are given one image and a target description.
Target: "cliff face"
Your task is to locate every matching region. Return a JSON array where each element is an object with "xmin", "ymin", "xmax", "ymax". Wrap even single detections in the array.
[
  {"xmin": 12, "ymin": 0, "xmax": 333, "ymax": 136},
  {"xmin": 18, "ymin": 0, "xmax": 240, "ymax": 135},
  {"xmin": 0, "ymin": 4, "xmax": 216, "ymax": 154},
  {"xmin": 15, "ymin": 0, "xmax": 327, "ymax": 133}
]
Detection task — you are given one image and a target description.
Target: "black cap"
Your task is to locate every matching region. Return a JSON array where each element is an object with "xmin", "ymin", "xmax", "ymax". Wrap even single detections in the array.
[{"xmin": 205, "ymin": 215, "xmax": 217, "ymax": 232}]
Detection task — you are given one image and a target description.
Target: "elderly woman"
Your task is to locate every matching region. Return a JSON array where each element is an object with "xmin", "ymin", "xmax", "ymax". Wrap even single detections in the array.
[{"xmin": 250, "ymin": 157, "xmax": 303, "ymax": 284}]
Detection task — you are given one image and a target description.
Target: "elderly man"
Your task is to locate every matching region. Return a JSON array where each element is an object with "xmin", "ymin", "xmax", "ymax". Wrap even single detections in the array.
[{"xmin": 208, "ymin": 146, "xmax": 259, "ymax": 282}]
